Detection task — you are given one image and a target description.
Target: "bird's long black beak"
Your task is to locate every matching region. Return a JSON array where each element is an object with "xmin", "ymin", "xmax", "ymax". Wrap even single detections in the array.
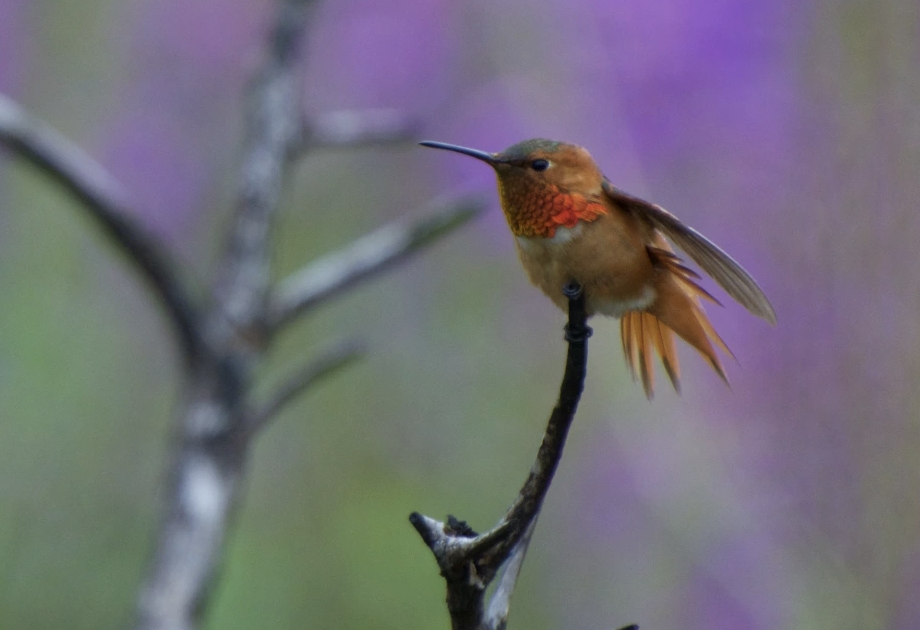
[{"xmin": 419, "ymin": 140, "xmax": 506, "ymax": 165}]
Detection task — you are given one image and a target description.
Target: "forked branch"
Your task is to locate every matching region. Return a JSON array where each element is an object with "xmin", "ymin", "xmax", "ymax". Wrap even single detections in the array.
[{"xmin": 410, "ymin": 282, "xmax": 620, "ymax": 630}]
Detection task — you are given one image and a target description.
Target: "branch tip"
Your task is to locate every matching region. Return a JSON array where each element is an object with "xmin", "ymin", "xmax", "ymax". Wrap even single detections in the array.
[
  {"xmin": 305, "ymin": 109, "xmax": 418, "ymax": 149},
  {"xmin": 245, "ymin": 337, "xmax": 367, "ymax": 436},
  {"xmin": 409, "ymin": 512, "xmax": 444, "ymax": 549}
]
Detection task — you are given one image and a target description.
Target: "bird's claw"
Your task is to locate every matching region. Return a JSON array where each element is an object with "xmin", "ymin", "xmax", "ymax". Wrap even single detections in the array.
[
  {"xmin": 562, "ymin": 281, "xmax": 592, "ymax": 342},
  {"xmin": 562, "ymin": 281, "xmax": 583, "ymax": 300},
  {"xmin": 564, "ymin": 322, "xmax": 592, "ymax": 343}
]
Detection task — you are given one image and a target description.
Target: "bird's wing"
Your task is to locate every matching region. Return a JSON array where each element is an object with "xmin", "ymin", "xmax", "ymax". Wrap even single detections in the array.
[{"xmin": 603, "ymin": 179, "xmax": 776, "ymax": 325}]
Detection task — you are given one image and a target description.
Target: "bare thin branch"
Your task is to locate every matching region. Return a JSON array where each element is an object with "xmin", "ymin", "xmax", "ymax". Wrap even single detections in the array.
[
  {"xmin": 209, "ymin": 0, "xmax": 315, "ymax": 339},
  {"xmin": 268, "ymin": 196, "xmax": 485, "ymax": 331},
  {"xmin": 305, "ymin": 109, "xmax": 418, "ymax": 149},
  {"xmin": 132, "ymin": 2, "xmax": 316, "ymax": 629},
  {"xmin": 0, "ymin": 93, "xmax": 206, "ymax": 364},
  {"xmin": 410, "ymin": 282, "xmax": 593, "ymax": 630},
  {"xmin": 458, "ymin": 285, "xmax": 590, "ymax": 566},
  {"xmin": 244, "ymin": 337, "xmax": 367, "ymax": 436}
]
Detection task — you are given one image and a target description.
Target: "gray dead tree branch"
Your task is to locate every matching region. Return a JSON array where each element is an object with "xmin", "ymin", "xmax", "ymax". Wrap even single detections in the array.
[{"xmin": 0, "ymin": 0, "xmax": 483, "ymax": 628}]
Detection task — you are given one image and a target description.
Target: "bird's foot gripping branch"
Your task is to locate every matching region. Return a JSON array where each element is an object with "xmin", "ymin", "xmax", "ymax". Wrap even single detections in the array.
[{"xmin": 410, "ymin": 283, "xmax": 636, "ymax": 630}]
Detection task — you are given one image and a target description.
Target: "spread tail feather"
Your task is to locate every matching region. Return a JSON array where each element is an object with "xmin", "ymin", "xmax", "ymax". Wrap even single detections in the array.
[
  {"xmin": 620, "ymin": 247, "xmax": 734, "ymax": 399},
  {"xmin": 621, "ymin": 311, "xmax": 681, "ymax": 399}
]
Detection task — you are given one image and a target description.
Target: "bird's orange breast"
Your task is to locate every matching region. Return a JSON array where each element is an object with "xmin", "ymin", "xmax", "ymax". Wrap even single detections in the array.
[{"xmin": 497, "ymin": 180, "xmax": 607, "ymax": 238}]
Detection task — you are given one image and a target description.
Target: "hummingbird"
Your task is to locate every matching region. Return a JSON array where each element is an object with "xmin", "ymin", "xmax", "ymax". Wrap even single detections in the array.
[{"xmin": 420, "ymin": 138, "xmax": 776, "ymax": 398}]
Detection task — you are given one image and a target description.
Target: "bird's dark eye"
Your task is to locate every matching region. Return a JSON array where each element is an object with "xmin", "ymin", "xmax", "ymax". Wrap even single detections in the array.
[{"xmin": 531, "ymin": 159, "xmax": 550, "ymax": 172}]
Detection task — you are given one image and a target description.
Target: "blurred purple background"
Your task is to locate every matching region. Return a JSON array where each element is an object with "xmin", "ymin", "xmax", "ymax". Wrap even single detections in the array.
[{"xmin": 2, "ymin": 1, "xmax": 919, "ymax": 629}]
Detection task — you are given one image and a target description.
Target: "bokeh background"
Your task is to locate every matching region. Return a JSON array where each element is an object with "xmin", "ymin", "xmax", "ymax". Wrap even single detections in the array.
[{"xmin": 2, "ymin": 0, "xmax": 920, "ymax": 628}]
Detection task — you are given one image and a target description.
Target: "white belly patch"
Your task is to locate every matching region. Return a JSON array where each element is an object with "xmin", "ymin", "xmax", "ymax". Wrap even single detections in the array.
[
  {"xmin": 516, "ymin": 223, "xmax": 584, "ymax": 253},
  {"xmin": 593, "ymin": 285, "xmax": 657, "ymax": 318},
  {"xmin": 547, "ymin": 223, "xmax": 584, "ymax": 244}
]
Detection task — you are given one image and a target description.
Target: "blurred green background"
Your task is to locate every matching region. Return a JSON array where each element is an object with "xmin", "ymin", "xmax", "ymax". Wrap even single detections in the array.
[{"xmin": 2, "ymin": 0, "xmax": 920, "ymax": 628}]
